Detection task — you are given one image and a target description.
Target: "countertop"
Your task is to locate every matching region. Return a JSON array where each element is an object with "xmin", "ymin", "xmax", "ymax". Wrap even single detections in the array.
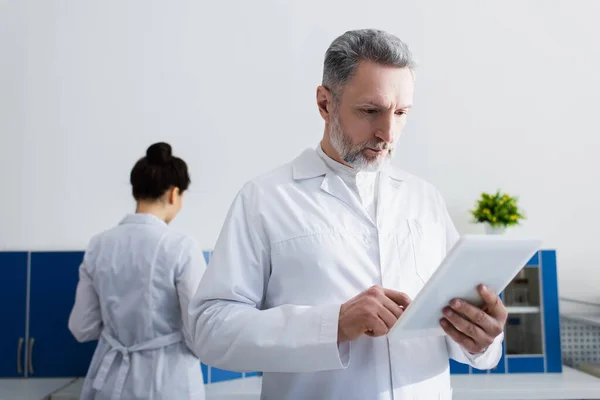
[
  {"xmin": 203, "ymin": 367, "xmax": 600, "ymax": 399},
  {"xmin": 4, "ymin": 366, "xmax": 600, "ymax": 400},
  {"xmin": 0, "ymin": 378, "xmax": 74, "ymax": 400}
]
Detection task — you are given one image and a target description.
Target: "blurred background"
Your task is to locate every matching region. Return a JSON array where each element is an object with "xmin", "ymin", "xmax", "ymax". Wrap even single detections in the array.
[
  {"xmin": 3, "ymin": 0, "xmax": 599, "ymax": 300},
  {"xmin": 2, "ymin": 1, "xmax": 600, "ymax": 399}
]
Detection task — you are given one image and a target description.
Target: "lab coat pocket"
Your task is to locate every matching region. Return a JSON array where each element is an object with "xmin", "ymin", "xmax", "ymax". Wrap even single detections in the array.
[{"xmin": 407, "ymin": 219, "xmax": 446, "ymax": 284}]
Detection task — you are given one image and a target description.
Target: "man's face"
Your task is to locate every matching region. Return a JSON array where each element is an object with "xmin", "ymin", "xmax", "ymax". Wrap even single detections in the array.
[{"xmin": 323, "ymin": 61, "xmax": 414, "ymax": 172}]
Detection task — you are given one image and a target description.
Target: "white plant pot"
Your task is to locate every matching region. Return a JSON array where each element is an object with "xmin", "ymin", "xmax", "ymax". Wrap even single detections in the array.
[{"xmin": 484, "ymin": 223, "xmax": 506, "ymax": 235}]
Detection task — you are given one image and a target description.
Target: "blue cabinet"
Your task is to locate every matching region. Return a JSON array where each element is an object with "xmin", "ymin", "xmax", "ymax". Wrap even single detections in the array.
[
  {"xmin": 0, "ymin": 252, "xmax": 28, "ymax": 378},
  {"xmin": 2, "ymin": 248, "xmax": 255, "ymax": 382},
  {"xmin": 450, "ymin": 250, "xmax": 562, "ymax": 375},
  {"xmin": 29, "ymin": 252, "xmax": 97, "ymax": 377},
  {"xmin": 0, "ymin": 251, "xmax": 97, "ymax": 378}
]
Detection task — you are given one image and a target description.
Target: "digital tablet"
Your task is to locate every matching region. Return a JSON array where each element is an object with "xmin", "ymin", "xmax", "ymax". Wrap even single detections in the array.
[{"xmin": 387, "ymin": 234, "xmax": 543, "ymax": 341}]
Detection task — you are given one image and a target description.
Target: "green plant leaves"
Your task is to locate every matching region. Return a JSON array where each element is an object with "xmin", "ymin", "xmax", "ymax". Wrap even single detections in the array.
[{"xmin": 469, "ymin": 190, "xmax": 525, "ymax": 227}]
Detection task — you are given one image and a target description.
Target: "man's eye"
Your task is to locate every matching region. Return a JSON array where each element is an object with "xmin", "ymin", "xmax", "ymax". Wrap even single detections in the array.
[
  {"xmin": 363, "ymin": 109, "xmax": 378, "ymax": 114},
  {"xmin": 396, "ymin": 110, "xmax": 407, "ymax": 116}
]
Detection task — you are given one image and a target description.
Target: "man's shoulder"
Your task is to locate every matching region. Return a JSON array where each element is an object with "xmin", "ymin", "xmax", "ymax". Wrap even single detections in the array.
[
  {"xmin": 238, "ymin": 148, "xmax": 314, "ymax": 195},
  {"xmin": 252, "ymin": 159, "xmax": 296, "ymax": 188}
]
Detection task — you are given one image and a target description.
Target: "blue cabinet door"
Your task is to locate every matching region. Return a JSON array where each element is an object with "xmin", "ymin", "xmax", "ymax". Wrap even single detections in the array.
[
  {"xmin": 507, "ymin": 356, "xmax": 545, "ymax": 373},
  {"xmin": 449, "ymin": 359, "xmax": 470, "ymax": 374},
  {"xmin": 210, "ymin": 368, "xmax": 243, "ymax": 383},
  {"xmin": 0, "ymin": 252, "xmax": 28, "ymax": 377},
  {"xmin": 541, "ymin": 250, "xmax": 562, "ymax": 373},
  {"xmin": 29, "ymin": 252, "xmax": 97, "ymax": 377},
  {"xmin": 490, "ymin": 339, "xmax": 507, "ymax": 374}
]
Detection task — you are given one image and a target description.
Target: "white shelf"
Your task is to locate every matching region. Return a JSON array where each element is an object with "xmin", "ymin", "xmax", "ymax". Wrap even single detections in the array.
[
  {"xmin": 559, "ymin": 297, "xmax": 600, "ymax": 328},
  {"xmin": 506, "ymin": 306, "xmax": 540, "ymax": 314},
  {"xmin": 561, "ymin": 313, "xmax": 600, "ymax": 328}
]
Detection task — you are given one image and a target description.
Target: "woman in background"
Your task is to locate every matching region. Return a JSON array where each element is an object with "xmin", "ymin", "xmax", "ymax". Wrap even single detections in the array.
[{"xmin": 68, "ymin": 142, "xmax": 206, "ymax": 400}]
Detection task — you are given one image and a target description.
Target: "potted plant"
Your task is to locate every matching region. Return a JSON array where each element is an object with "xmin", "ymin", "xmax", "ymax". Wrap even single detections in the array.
[{"xmin": 470, "ymin": 190, "xmax": 525, "ymax": 234}]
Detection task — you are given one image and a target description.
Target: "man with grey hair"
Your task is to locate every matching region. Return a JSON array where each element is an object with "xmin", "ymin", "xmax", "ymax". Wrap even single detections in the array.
[{"xmin": 189, "ymin": 29, "xmax": 506, "ymax": 399}]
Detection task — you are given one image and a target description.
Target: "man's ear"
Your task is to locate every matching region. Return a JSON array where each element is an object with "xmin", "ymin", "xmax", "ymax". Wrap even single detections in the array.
[{"xmin": 316, "ymin": 85, "xmax": 333, "ymax": 122}]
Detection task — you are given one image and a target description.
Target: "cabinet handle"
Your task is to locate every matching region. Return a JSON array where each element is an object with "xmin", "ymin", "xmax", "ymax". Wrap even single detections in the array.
[
  {"xmin": 17, "ymin": 338, "xmax": 24, "ymax": 374},
  {"xmin": 28, "ymin": 338, "xmax": 35, "ymax": 375}
]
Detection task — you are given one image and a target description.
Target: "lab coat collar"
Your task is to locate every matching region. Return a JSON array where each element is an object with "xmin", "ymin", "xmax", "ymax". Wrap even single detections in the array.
[
  {"xmin": 292, "ymin": 147, "xmax": 408, "ymax": 182},
  {"xmin": 292, "ymin": 148, "xmax": 329, "ymax": 180},
  {"xmin": 293, "ymin": 146, "xmax": 409, "ymax": 228},
  {"xmin": 120, "ymin": 213, "xmax": 168, "ymax": 227},
  {"xmin": 382, "ymin": 164, "xmax": 410, "ymax": 182}
]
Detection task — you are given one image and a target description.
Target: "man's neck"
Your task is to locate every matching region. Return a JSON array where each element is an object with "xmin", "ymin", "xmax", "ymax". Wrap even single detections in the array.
[{"xmin": 320, "ymin": 135, "xmax": 350, "ymax": 168}]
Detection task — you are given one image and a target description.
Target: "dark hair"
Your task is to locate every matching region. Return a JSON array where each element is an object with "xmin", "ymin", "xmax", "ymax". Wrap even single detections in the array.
[{"xmin": 130, "ymin": 142, "xmax": 191, "ymax": 201}]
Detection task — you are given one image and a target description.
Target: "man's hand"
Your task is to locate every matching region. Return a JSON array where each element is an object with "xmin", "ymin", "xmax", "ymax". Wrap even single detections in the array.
[
  {"xmin": 439, "ymin": 284, "xmax": 507, "ymax": 354},
  {"xmin": 338, "ymin": 286, "xmax": 411, "ymax": 343}
]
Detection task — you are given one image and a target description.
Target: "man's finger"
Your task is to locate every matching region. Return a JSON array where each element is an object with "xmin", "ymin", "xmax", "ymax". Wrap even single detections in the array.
[
  {"xmin": 443, "ymin": 306, "xmax": 489, "ymax": 344},
  {"xmin": 449, "ymin": 298, "xmax": 498, "ymax": 334},
  {"xmin": 478, "ymin": 284, "xmax": 505, "ymax": 318},
  {"xmin": 378, "ymin": 304, "xmax": 400, "ymax": 329},
  {"xmin": 380, "ymin": 295, "xmax": 404, "ymax": 319},
  {"xmin": 383, "ymin": 289, "xmax": 411, "ymax": 308},
  {"xmin": 365, "ymin": 315, "xmax": 390, "ymax": 337},
  {"xmin": 439, "ymin": 318, "xmax": 481, "ymax": 353}
]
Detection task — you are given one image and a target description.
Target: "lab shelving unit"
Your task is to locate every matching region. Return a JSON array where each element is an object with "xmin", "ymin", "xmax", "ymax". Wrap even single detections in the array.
[{"xmin": 450, "ymin": 250, "xmax": 563, "ymax": 374}]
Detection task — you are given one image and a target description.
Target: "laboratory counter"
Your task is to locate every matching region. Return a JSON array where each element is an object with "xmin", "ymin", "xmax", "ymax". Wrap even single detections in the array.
[
  {"xmin": 1, "ymin": 366, "xmax": 599, "ymax": 400},
  {"xmin": 205, "ymin": 367, "xmax": 600, "ymax": 400}
]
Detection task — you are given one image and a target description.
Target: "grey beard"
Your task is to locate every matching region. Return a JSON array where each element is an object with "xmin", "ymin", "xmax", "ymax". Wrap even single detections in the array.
[{"xmin": 329, "ymin": 114, "xmax": 392, "ymax": 172}]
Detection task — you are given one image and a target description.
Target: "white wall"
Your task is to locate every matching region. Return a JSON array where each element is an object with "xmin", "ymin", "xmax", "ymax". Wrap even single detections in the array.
[{"xmin": 2, "ymin": 1, "xmax": 599, "ymax": 300}]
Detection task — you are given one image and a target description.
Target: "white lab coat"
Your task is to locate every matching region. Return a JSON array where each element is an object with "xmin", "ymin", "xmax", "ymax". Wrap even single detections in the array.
[
  {"xmin": 189, "ymin": 147, "xmax": 504, "ymax": 400},
  {"xmin": 69, "ymin": 213, "xmax": 206, "ymax": 400}
]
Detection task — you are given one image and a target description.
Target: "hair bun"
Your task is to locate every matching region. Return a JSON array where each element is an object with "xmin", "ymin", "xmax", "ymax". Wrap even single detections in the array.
[{"xmin": 146, "ymin": 142, "xmax": 172, "ymax": 165}]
